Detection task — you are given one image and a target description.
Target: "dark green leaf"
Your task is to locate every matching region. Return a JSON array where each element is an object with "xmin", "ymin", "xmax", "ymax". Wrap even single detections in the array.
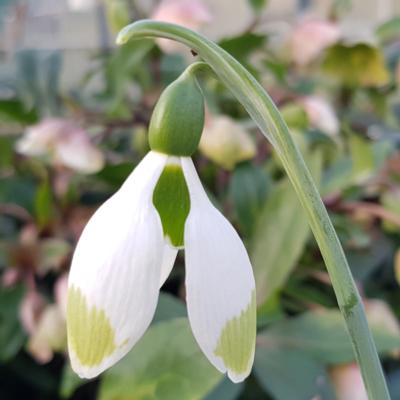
[
  {"xmin": 251, "ymin": 150, "xmax": 322, "ymax": 306},
  {"xmin": 0, "ymin": 285, "xmax": 26, "ymax": 361},
  {"xmin": 229, "ymin": 162, "xmax": 269, "ymax": 236},
  {"xmin": 254, "ymin": 348, "xmax": 335, "ymax": 400}
]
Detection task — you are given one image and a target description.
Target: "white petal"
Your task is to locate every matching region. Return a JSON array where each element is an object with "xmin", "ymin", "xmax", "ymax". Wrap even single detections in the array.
[
  {"xmin": 159, "ymin": 243, "xmax": 178, "ymax": 287},
  {"xmin": 181, "ymin": 157, "xmax": 256, "ymax": 383},
  {"xmin": 67, "ymin": 151, "xmax": 167, "ymax": 378}
]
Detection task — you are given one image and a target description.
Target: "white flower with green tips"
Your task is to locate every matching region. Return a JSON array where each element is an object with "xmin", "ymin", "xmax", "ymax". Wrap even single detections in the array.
[{"xmin": 67, "ymin": 70, "xmax": 256, "ymax": 383}]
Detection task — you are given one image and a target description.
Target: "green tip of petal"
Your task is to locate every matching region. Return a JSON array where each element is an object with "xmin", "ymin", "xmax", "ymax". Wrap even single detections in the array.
[
  {"xmin": 67, "ymin": 286, "xmax": 117, "ymax": 367},
  {"xmin": 214, "ymin": 290, "xmax": 256, "ymax": 377},
  {"xmin": 153, "ymin": 164, "xmax": 191, "ymax": 247}
]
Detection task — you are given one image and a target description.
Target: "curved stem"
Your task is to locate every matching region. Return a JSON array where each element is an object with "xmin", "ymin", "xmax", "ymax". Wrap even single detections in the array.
[{"xmin": 117, "ymin": 20, "xmax": 390, "ymax": 399}]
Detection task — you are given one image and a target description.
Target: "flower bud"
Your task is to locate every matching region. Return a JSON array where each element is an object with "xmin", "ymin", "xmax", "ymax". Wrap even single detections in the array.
[{"xmin": 149, "ymin": 72, "xmax": 205, "ymax": 156}]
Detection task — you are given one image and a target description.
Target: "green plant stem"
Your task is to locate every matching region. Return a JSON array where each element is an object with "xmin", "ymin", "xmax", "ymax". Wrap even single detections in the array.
[{"xmin": 117, "ymin": 20, "xmax": 390, "ymax": 399}]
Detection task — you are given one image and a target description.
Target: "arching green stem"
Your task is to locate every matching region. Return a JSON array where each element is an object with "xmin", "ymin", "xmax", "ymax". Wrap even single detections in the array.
[{"xmin": 117, "ymin": 20, "xmax": 390, "ymax": 399}]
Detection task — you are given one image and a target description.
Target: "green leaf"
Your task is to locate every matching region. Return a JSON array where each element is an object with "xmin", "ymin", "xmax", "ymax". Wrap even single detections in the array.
[
  {"xmin": 322, "ymin": 43, "xmax": 390, "ymax": 87},
  {"xmin": 99, "ymin": 318, "xmax": 222, "ymax": 400},
  {"xmin": 376, "ymin": 17, "xmax": 400, "ymax": 42},
  {"xmin": 0, "ymin": 99, "xmax": 38, "ymax": 124},
  {"xmin": 0, "ymin": 136, "xmax": 15, "ymax": 169},
  {"xmin": 320, "ymin": 156, "xmax": 353, "ymax": 196},
  {"xmin": 229, "ymin": 162, "xmax": 269, "ymax": 236},
  {"xmin": 204, "ymin": 377, "xmax": 244, "ymax": 400},
  {"xmin": 152, "ymin": 292, "xmax": 187, "ymax": 323},
  {"xmin": 254, "ymin": 348, "xmax": 335, "ymax": 400},
  {"xmin": 259, "ymin": 310, "xmax": 400, "ymax": 365},
  {"xmin": 251, "ymin": 150, "xmax": 322, "ymax": 306},
  {"xmin": 0, "ymin": 285, "xmax": 26, "ymax": 361},
  {"xmin": 248, "ymin": 0, "xmax": 268, "ymax": 12},
  {"xmin": 219, "ymin": 33, "xmax": 266, "ymax": 71},
  {"xmin": 59, "ymin": 363, "xmax": 85, "ymax": 399},
  {"xmin": 349, "ymin": 133, "xmax": 375, "ymax": 183},
  {"xmin": 34, "ymin": 180, "xmax": 54, "ymax": 228}
]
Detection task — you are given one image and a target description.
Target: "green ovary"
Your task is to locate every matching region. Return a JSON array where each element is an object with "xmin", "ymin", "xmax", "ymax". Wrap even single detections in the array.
[
  {"xmin": 153, "ymin": 164, "xmax": 191, "ymax": 247},
  {"xmin": 67, "ymin": 286, "xmax": 117, "ymax": 366},
  {"xmin": 214, "ymin": 291, "xmax": 256, "ymax": 375}
]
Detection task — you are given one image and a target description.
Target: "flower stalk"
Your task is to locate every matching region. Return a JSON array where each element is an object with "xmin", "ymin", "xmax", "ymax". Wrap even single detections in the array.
[{"xmin": 117, "ymin": 20, "xmax": 390, "ymax": 399}]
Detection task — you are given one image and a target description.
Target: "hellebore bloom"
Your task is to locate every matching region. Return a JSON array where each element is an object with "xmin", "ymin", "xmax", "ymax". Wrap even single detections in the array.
[
  {"xmin": 300, "ymin": 95, "xmax": 339, "ymax": 137},
  {"xmin": 290, "ymin": 19, "xmax": 340, "ymax": 66},
  {"xmin": 67, "ymin": 71, "xmax": 256, "ymax": 383},
  {"xmin": 199, "ymin": 114, "xmax": 256, "ymax": 170},
  {"xmin": 16, "ymin": 118, "xmax": 104, "ymax": 174},
  {"xmin": 151, "ymin": 0, "xmax": 212, "ymax": 53}
]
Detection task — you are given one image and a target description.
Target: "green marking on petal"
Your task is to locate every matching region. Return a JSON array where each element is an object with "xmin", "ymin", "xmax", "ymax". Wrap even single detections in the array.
[
  {"xmin": 67, "ymin": 286, "xmax": 117, "ymax": 367},
  {"xmin": 214, "ymin": 290, "xmax": 256, "ymax": 375},
  {"xmin": 153, "ymin": 164, "xmax": 190, "ymax": 247}
]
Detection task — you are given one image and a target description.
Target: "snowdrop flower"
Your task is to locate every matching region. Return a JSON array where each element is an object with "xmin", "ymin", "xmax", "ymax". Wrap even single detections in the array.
[
  {"xmin": 300, "ymin": 95, "xmax": 340, "ymax": 137},
  {"xmin": 16, "ymin": 118, "xmax": 104, "ymax": 174},
  {"xmin": 290, "ymin": 19, "xmax": 340, "ymax": 66},
  {"xmin": 67, "ymin": 70, "xmax": 256, "ymax": 382},
  {"xmin": 199, "ymin": 115, "xmax": 256, "ymax": 170},
  {"xmin": 151, "ymin": 0, "xmax": 212, "ymax": 53}
]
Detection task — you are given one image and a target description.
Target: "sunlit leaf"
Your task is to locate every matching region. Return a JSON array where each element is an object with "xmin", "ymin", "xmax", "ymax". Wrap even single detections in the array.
[{"xmin": 323, "ymin": 43, "xmax": 390, "ymax": 87}]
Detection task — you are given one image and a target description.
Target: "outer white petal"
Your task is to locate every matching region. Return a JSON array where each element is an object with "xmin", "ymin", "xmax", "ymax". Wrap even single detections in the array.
[
  {"xmin": 67, "ymin": 151, "xmax": 167, "ymax": 378},
  {"xmin": 181, "ymin": 157, "xmax": 256, "ymax": 383},
  {"xmin": 159, "ymin": 243, "xmax": 178, "ymax": 287}
]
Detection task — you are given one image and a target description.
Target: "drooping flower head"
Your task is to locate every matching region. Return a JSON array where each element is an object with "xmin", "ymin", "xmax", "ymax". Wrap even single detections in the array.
[{"xmin": 67, "ymin": 68, "xmax": 256, "ymax": 382}]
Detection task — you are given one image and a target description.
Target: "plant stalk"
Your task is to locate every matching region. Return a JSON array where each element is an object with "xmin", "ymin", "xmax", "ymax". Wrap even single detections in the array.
[{"xmin": 117, "ymin": 20, "xmax": 390, "ymax": 399}]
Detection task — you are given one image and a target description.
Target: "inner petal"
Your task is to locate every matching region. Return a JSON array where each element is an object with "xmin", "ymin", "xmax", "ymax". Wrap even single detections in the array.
[{"xmin": 153, "ymin": 158, "xmax": 191, "ymax": 248}]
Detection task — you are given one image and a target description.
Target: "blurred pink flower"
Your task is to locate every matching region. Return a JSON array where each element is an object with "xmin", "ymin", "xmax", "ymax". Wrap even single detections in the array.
[
  {"xmin": 27, "ymin": 305, "xmax": 66, "ymax": 364},
  {"xmin": 151, "ymin": 0, "xmax": 212, "ymax": 53},
  {"xmin": 366, "ymin": 299, "xmax": 400, "ymax": 357},
  {"xmin": 396, "ymin": 62, "xmax": 400, "ymax": 86},
  {"xmin": 301, "ymin": 95, "xmax": 339, "ymax": 137},
  {"xmin": 330, "ymin": 363, "xmax": 368, "ymax": 400},
  {"xmin": 55, "ymin": 273, "xmax": 69, "ymax": 318},
  {"xmin": 290, "ymin": 19, "xmax": 340, "ymax": 66},
  {"xmin": 2, "ymin": 268, "xmax": 20, "ymax": 287},
  {"xmin": 16, "ymin": 118, "xmax": 104, "ymax": 174},
  {"xmin": 19, "ymin": 290, "xmax": 46, "ymax": 335}
]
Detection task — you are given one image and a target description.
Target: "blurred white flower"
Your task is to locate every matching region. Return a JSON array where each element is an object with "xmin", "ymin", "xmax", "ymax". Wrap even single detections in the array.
[
  {"xmin": 330, "ymin": 363, "xmax": 368, "ymax": 400},
  {"xmin": 290, "ymin": 19, "xmax": 340, "ymax": 66},
  {"xmin": 151, "ymin": 0, "xmax": 212, "ymax": 53},
  {"xmin": 16, "ymin": 118, "xmax": 104, "ymax": 174},
  {"xmin": 28, "ymin": 305, "xmax": 66, "ymax": 364},
  {"xmin": 199, "ymin": 115, "xmax": 256, "ymax": 170},
  {"xmin": 68, "ymin": 0, "xmax": 97, "ymax": 12},
  {"xmin": 301, "ymin": 95, "xmax": 339, "ymax": 137}
]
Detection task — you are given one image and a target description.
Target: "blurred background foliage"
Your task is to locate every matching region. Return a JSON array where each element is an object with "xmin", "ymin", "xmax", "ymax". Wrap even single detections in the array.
[{"xmin": 0, "ymin": 0, "xmax": 400, "ymax": 399}]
